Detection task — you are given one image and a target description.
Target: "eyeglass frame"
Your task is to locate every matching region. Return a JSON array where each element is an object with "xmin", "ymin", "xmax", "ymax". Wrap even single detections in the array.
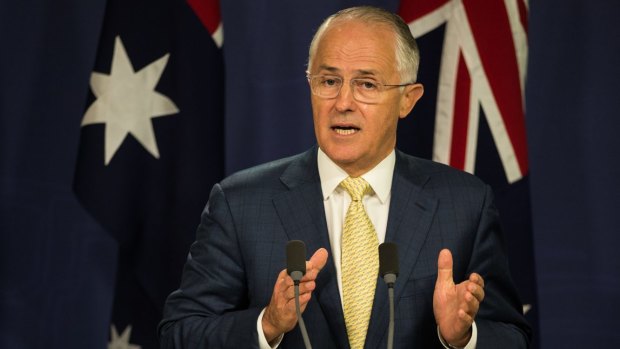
[{"xmin": 306, "ymin": 73, "xmax": 415, "ymax": 104}]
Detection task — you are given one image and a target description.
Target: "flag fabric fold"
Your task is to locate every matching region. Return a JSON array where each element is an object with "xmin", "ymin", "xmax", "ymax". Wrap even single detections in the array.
[
  {"xmin": 74, "ymin": 0, "xmax": 224, "ymax": 347},
  {"xmin": 398, "ymin": 0, "xmax": 539, "ymax": 345}
]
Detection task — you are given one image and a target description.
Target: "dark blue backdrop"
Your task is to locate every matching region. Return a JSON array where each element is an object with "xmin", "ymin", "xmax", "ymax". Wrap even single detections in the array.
[
  {"xmin": 0, "ymin": 1, "xmax": 115, "ymax": 348},
  {"xmin": 1, "ymin": 0, "xmax": 619, "ymax": 348},
  {"xmin": 526, "ymin": 0, "xmax": 620, "ymax": 346}
]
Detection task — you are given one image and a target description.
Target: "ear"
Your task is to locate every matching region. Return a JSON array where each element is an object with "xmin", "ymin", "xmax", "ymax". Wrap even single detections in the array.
[{"xmin": 399, "ymin": 83, "xmax": 424, "ymax": 119}]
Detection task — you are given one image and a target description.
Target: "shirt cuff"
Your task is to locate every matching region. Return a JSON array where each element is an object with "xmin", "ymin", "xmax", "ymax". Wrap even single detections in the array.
[
  {"xmin": 257, "ymin": 308, "xmax": 284, "ymax": 349},
  {"xmin": 437, "ymin": 321, "xmax": 478, "ymax": 349}
]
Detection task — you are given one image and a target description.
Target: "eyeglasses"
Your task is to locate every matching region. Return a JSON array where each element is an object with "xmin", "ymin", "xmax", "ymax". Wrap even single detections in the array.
[{"xmin": 307, "ymin": 74, "xmax": 414, "ymax": 104}]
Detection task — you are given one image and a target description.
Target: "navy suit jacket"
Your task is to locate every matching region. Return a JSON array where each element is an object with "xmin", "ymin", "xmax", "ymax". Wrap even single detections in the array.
[{"xmin": 159, "ymin": 147, "xmax": 530, "ymax": 348}]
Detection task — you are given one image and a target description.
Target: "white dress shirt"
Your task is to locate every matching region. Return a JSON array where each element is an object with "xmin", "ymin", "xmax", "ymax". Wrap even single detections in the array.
[
  {"xmin": 257, "ymin": 148, "xmax": 476, "ymax": 348},
  {"xmin": 317, "ymin": 147, "xmax": 394, "ymax": 300}
]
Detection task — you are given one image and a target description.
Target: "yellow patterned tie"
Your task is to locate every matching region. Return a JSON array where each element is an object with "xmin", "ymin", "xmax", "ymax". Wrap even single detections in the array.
[{"xmin": 340, "ymin": 177, "xmax": 379, "ymax": 349}]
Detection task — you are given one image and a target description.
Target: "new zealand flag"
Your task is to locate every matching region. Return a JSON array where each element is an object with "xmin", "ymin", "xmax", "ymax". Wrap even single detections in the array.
[{"xmin": 73, "ymin": 0, "xmax": 223, "ymax": 347}]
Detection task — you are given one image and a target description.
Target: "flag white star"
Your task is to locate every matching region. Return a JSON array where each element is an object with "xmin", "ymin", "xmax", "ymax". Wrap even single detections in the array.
[
  {"xmin": 82, "ymin": 35, "xmax": 179, "ymax": 165},
  {"xmin": 108, "ymin": 324, "xmax": 141, "ymax": 349}
]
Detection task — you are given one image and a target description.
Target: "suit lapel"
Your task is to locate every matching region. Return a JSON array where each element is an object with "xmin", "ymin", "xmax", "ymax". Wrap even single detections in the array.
[
  {"xmin": 272, "ymin": 148, "xmax": 349, "ymax": 348},
  {"xmin": 366, "ymin": 151, "xmax": 439, "ymax": 348},
  {"xmin": 272, "ymin": 149, "xmax": 440, "ymax": 348}
]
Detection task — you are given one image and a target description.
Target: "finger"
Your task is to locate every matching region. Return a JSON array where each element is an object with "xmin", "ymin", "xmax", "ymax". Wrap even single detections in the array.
[
  {"xmin": 280, "ymin": 285, "xmax": 294, "ymax": 303},
  {"xmin": 469, "ymin": 273, "xmax": 485, "ymax": 288},
  {"xmin": 436, "ymin": 249, "xmax": 454, "ymax": 286},
  {"xmin": 285, "ymin": 284, "xmax": 316, "ymax": 314},
  {"xmin": 288, "ymin": 281, "xmax": 315, "ymax": 300},
  {"xmin": 276, "ymin": 269, "xmax": 301, "ymax": 302},
  {"xmin": 299, "ymin": 292, "xmax": 313, "ymax": 312},
  {"xmin": 283, "ymin": 285, "xmax": 297, "ymax": 301},
  {"xmin": 275, "ymin": 269, "xmax": 292, "ymax": 291},
  {"xmin": 300, "ymin": 280, "xmax": 316, "ymax": 294},
  {"xmin": 284, "ymin": 279, "xmax": 318, "ymax": 301},
  {"xmin": 299, "ymin": 291, "xmax": 312, "ymax": 303},
  {"xmin": 457, "ymin": 308, "xmax": 474, "ymax": 327},
  {"xmin": 463, "ymin": 291, "xmax": 480, "ymax": 314},
  {"xmin": 467, "ymin": 282, "xmax": 485, "ymax": 303}
]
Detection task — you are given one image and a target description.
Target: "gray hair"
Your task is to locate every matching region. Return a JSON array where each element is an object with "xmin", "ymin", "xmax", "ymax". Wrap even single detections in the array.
[{"xmin": 307, "ymin": 6, "xmax": 420, "ymax": 83}]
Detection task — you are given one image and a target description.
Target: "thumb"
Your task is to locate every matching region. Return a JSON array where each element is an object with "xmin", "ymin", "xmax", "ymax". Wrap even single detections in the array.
[
  {"xmin": 436, "ymin": 249, "xmax": 454, "ymax": 286},
  {"xmin": 309, "ymin": 247, "xmax": 329, "ymax": 271}
]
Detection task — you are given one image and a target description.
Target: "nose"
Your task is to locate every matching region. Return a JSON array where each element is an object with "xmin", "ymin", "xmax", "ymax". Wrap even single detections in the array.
[{"xmin": 334, "ymin": 80, "xmax": 355, "ymax": 113}]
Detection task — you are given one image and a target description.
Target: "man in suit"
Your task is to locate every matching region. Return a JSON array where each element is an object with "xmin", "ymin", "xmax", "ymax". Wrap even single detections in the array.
[{"xmin": 159, "ymin": 6, "xmax": 530, "ymax": 348}]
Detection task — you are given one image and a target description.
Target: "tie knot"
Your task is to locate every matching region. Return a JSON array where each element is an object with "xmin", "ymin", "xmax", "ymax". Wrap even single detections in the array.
[{"xmin": 340, "ymin": 177, "xmax": 371, "ymax": 202}]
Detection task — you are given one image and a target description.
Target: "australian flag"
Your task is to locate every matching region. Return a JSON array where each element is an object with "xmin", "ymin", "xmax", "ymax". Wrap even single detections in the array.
[
  {"xmin": 73, "ymin": 0, "xmax": 224, "ymax": 347},
  {"xmin": 396, "ymin": 0, "xmax": 539, "ymax": 346}
]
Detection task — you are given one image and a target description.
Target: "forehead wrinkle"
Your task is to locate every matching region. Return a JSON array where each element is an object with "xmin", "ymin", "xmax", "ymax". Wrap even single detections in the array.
[
  {"xmin": 312, "ymin": 22, "xmax": 398, "ymax": 79},
  {"xmin": 355, "ymin": 69, "xmax": 379, "ymax": 76}
]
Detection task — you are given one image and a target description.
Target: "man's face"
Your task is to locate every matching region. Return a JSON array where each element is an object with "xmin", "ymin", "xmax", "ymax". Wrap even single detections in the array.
[{"xmin": 308, "ymin": 20, "xmax": 423, "ymax": 176}]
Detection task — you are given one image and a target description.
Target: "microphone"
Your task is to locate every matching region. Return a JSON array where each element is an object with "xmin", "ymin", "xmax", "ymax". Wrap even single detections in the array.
[
  {"xmin": 286, "ymin": 240, "xmax": 312, "ymax": 349},
  {"xmin": 379, "ymin": 242, "xmax": 399, "ymax": 286},
  {"xmin": 379, "ymin": 242, "xmax": 399, "ymax": 349},
  {"xmin": 287, "ymin": 240, "xmax": 306, "ymax": 284}
]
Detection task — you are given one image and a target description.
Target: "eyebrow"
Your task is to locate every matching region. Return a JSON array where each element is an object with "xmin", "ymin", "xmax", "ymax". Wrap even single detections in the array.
[
  {"xmin": 316, "ymin": 65, "xmax": 379, "ymax": 77},
  {"xmin": 316, "ymin": 65, "xmax": 340, "ymax": 74}
]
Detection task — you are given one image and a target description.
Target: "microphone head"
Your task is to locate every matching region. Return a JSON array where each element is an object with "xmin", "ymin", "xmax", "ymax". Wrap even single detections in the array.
[
  {"xmin": 379, "ymin": 242, "xmax": 399, "ymax": 277},
  {"xmin": 286, "ymin": 240, "xmax": 307, "ymax": 280}
]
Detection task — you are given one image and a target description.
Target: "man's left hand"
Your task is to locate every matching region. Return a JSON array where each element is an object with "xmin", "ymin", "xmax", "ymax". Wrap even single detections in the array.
[{"xmin": 433, "ymin": 249, "xmax": 485, "ymax": 347}]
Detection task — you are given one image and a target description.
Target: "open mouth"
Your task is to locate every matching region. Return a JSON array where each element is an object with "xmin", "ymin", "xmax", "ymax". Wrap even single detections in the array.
[{"xmin": 332, "ymin": 126, "xmax": 360, "ymax": 135}]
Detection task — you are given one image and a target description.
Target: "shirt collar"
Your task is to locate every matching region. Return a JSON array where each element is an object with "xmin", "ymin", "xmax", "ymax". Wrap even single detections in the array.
[{"xmin": 317, "ymin": 147, "xmax": 395, "ymax": 204}]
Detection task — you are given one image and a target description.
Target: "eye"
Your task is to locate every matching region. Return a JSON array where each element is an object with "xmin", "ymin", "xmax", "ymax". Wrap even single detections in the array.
[
  {"xmin": 354, "ymin": 79, "xmax": 379, "ymax": 90},
  {"xmin": 320, "ymin": 76, "xmax": 341, "ymax": 87}
]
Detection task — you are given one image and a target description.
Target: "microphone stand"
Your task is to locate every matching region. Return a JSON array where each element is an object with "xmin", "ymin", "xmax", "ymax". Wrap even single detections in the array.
[
  {"xmin": 379, "ymin": 242, "xmax": 399, "ymax": 349},
  {"xmin": 384, "ymin": 273, "xmax": 396, "ymax": 349},
  {"xmin": 287, "ymin": 240, "xmax": 312, "ymax": 349},
  {"xmin": 292, "ymin": 276, "xmax": 312, "ymax": 349}
]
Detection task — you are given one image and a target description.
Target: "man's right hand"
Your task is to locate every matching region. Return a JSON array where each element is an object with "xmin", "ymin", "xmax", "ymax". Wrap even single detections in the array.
[{"xmin": 262, "ymin": 248, "xmax": 329, "ymax": 344}]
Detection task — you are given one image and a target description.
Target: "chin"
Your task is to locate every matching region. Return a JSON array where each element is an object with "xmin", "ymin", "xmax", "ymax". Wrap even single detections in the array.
[{"xmin": 325, "ymin": 149, "xmax": 361, "ymax": 166}]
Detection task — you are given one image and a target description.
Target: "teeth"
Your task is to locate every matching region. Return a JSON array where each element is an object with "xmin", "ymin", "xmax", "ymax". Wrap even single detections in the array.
[{"xmin": 335, "ymin": 128, "xmax": 358, "ymax": 135}]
